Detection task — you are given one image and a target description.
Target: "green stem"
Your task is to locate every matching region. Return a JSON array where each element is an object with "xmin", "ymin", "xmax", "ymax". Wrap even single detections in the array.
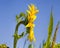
[{"xmin": 13, "ymin": 21, "xmax": 24, "ymax": 48}]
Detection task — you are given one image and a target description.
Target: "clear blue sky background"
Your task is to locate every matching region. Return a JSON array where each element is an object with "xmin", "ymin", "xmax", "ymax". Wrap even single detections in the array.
[{"xmin": 0, "ymin": 0, "xmax": 60, "ymax": 48}]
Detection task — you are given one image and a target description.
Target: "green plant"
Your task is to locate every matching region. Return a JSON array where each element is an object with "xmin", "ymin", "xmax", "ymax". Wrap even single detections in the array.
[
  {"xmin": 13, "ymin": 4, "xmax": 39, "ymax": 48},
  {"xmin": 0, "ymin": 4, "xmax": 60, "ymax": 48}
]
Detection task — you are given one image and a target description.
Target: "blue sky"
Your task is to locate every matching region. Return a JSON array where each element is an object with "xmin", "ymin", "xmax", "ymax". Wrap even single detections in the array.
[{"xmin": 0, "ymin": 0, "xmax": 60, "ymax": 48}]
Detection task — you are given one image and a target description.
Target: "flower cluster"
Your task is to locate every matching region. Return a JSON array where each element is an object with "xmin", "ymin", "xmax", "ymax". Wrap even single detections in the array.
[{"xmin": 26, "ymin": 4, "xmax": 39, "ymax": 42}]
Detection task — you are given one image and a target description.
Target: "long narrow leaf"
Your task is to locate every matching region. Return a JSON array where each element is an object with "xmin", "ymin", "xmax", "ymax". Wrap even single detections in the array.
[{"xmin": 44, "ymin": 9, "xmax": 53, "ymax": 48}]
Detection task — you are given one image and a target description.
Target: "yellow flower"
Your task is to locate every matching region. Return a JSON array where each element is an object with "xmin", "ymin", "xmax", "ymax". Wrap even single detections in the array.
[
  {"xmin": 26, "ymin": 4, "xmax": 39, "ymax": 42},
  {"xmin": 28, "ymin": 30, "xmax": 36, "ymax": 42}
]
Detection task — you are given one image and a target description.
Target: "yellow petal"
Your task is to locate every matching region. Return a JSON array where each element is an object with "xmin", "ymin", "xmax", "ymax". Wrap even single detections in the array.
[
  {"xmin": 26, "ymin": 23, "xmax": 30, "ymax": 27},
  {"xmin": 28, "ymin": 30, "xmax": 35, "ymax": 42},
  {"xmin": 26, "ymin": 23, "xmax": 35, "ymax": 28},
  {"xmin": 29, "ymin": 15, "xmax": 36, "ymax": 22},
  {"xmin": 35, "ymin": 10, "xmax": 39, "ymax": 14},
  {"xmin": 31, "ymin": 4, "xmax": 35, "ymax": 10},
  {"xmin": 32, "ymin": 15, "xmax": 36, "ymax": 21}
]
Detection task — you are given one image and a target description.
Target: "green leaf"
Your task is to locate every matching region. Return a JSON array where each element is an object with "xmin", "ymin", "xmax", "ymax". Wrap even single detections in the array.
[
  {"xmin": 44, "ymin": 10, "xmax": 53, "ymax": 48},
  {"xmin": 18, "ymin": 32, "xmax": 24, "ymax": 39},
  {"xmin": 19, "ymin": 13, "xmax": 26, "ymax": 21},
  {"xmin": 28, "ymin": 44, "xmax": 34, "ymax": 48},
  {"xmin": 51, "ymin": 21, "xmax": 60, "ymax": 48},
  {"xmin": 19, "ymin": 12, "xmax": 26, "ymax": 17},
  {"xmin": 47, "ymin": 10, "xmax": 53, "ymax": 41},
  {"xmin": 17, "ymin": 32, "xmax": 25, "ymax": 39},
  {"xmin": 13, "ymin": 32, "xmax": 24, "ymax": 40},
  {"xmin": 47, "ymin": 10, "xmax": 53, "ymax": 48},
  {"xmin": 16, "ymin": 15, "xmax": 19, "ymax": 23},
  {"xmin": 53, "ymin": 43, "xmax": 60, "ymax": 48},
  {"xmin": 16, "ymin": 12, "xmax": 26, "ymax": 23}
]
